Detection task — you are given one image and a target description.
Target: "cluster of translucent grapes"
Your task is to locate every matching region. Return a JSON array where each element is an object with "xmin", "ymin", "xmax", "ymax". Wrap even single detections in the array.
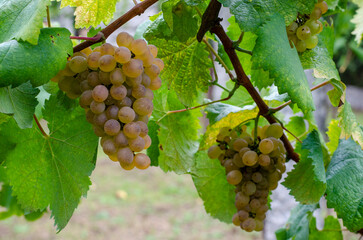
[
  {"xmin": 286, "ymin": 0, "xmax": 328, "ymax": 52},
  {"xmin": 207, "ymin": 123, "xmax": 287, "ymax": 232},
  {"xmin": 52, "ymin": 32, "xmax": 164, "ymax": 170}
]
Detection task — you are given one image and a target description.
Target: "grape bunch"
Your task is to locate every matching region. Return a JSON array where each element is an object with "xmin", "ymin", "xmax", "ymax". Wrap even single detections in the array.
[
  {"xmin": 207, "ymin": 123, "xmax": 287, "ymax": 232},
  {"xmin": 52, "ymin": 32, "xmax": 164, "ymax": 170},
  {"xmin": 286, "ymin": 0, "xmax": 328, "ymax": 52}
]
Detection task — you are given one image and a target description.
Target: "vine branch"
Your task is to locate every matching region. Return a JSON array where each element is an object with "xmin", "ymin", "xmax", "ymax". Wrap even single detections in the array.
[{"xmin": 73, "ymin": 0, "xmax": 158, "ymax": 53}]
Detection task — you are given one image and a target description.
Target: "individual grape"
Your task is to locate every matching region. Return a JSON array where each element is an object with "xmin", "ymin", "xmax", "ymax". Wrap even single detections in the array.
[
  {"xmin": 250, "ymin": 199, "xmax": 261, "ymax": 210},
  {"xmin": 265, "ymin": 123, "xmax": 283, "ymax": 139},
  {"xmin": 118, "ymin": 106, "xmax": 135, "ymax": 123},
  {"xmin": 129, "ymin": 136, "xmax": 145, "ymax": 152},
  {"xmin": 144, "ymin": 88, "xmax": 154, "ymax": 100},
  {"xmin": 296, "ymin": 40, "xmax": 307, "ymax": 52},
  {"xmin": 255, "ymin": 212, "xmax": 266, "ymax": 221},
  {"xmin": 132, "ymin": 84, "xmax": 146, "ymax": 99},
  {"xmin": 135, "ymin": 114, "xmax": 149, "ymax": 124},
  {"xmin": 232, "ymin": 153, "xmax": 244, "ymax": 167},
  {"xmin": 120, "ymin": 161, "xmax": 136, "ymax": 170},
  {"xmin": 148, "ymin": 77, "xmax": 162, "ymax": 90},
  {"xmin": 122, "ymin": 59, "xmax": 144, "ymax": 78},
  {"xmin": 235, "ymin": 192, "xmax": 250, "ymax": 209},
  {"xmin": 73, "ymin": 51, "xmax": 87, "ymax": 58},
  {"xmin": 110, "ymin": 68, "xmax": 125, "ymax": 85},
  {"xmin": 117, "ymin": 147, "xmax": 134, "ymax": 165},
  {"xmin": 90, "ymin": 101, "xmax": 106, "ymax": 114},
  {"xmin": 93, "ymin": 125, "xmax": 106, "ymax": 137},
  {"xmin": 114, "ymin": 46, "xmax": 131, "ymax": 63},
  {"xmin": 109, "ymin": 154, "xmax": 118, "ymax": 162},
  {"xmin": 144, "ymin": 64, "xmax": 160, "ymax": 79},
  {"xmin": 104, "ymin": 94, "xmax": 116, "ymax": 106},
  {"xmin": 143, "ymin": 135, "xmax": 152, "ymax": 149},
  {"xmin": 99, "ymin": 71, "xmax": 111, "ymax": 85},
  {"xmin": 316, "ymin": 1, "xmax": 328, "ymax": 14},
  {"xmin": 93, "ymin": 46, "xmax": 101, "ymax": 52},
  {"xmin": 137, "ymin": 50, "xmax": 154, "ymax": 67},
  {"xmin": 232, "ymin": 213, "xmax": 241, "ymax": 226},
  {"xmin": 258, "ymin": 154, "xmax": 271, "ymax": 167},
  {"xmin": 255, "ymin": 220, "xmax": 264, "ymax": 231},
  {"xmin": 130, "ymin": 39, "xmax": 148, "ymax": 56},
  {"xmin": 141, "ymin": 73, "xmax": 151, "ymax": 87},
  {"xmin": 87, "ymin": 72, "xmax": 100, "ymax": 87},
  {"xmin": 223, "ymin": 159, "xmax": 239, "ymax": 172},
  {"xmin": 242, "ymin": 151, "xmax": 258, "ymax": 166},
  {"xmin": 239, "ymin": 147, "xmax": 250, "ymax": 158},
  {"xmin": 104, "ymin": 119, "xmax": 121, "ymax": 136},
  {"xmin": 114, "ymin": 131, "xmax": 129, "ymax": 147},
  {"xmin": 269, "ymin": 181, "xmax": 278, "ymax": 190},
  {"xmin": 86, "ymin": 110, "xmax": 95, "ymax": 124},
  {"xmin": 238, "ymin": 210, "xmax": 249, "ymax": 221},
  {"xmin": 286, "ymin": 22, "xmax": 298, "ymax": 35},
  {"xmin": 102, "ymin": 138, "xmax": 117, "ymax": 155},
  {"xmin": 242, "ymin": 135, "xmax": 253, "ymax": 145},
  {"xmin": 87, "ymin": 51, "xmax": 102, "ymax": 69},
  {"xmin": 116, "ymin": 32, "xmax": 134, "ymax": 48},
  {"xmin": 117, "ymin": 97, "xmax": 133, "ymax": 108},
  {"xmin": 136, "ymin": 121, "xmax": 148, "ymax": 137},
  {"xmin": 310, "ymin": 7, "xmax": 322, "ymax": 20},
  {"xmin": 66, "ymin": 90, "xmax": 81, "ymax": 100},
  {"xmin": 288, "ymin": 34, "xmax": 298, "ymax": 48},
  {"xmin": 153, "ymin": 58, "xmax": 164, "ymax": 71},
  {"xmin": 259, "ymin": 139, "xmax": 274, "ymax": 154},
  {"xmin": 93, "ymin": 112, "xmax": 108, "ymax": 126},
  {"xmin": 105, "ymin": 105, "xmax": 119, "ymax": 120},
  {"xmin": 123, "ymin": 122, "xmax": 141, "ymax": 139},
  {"xmin": 126, "ymin": 75, "xmax": 142, "ymax": 87},
  {"xmin": 100, "ymin": 43, "xmax": 115, "ymax": 56},
  {"xmin": 252, "ymin": 172, "xmax": 263, "ymax": 183},
  {"xmin": 257, "ymin": 204, "xmax": 269, "ymax": 214},
  {"xmin": 60, "ymin": 62, "xmax": 77, "ymax": 77},
  {"xmin": 305, "ymin": 19, "xmax": 323, "ymax": 35},
  {"xmin": 99, "ymin": 55, "xmax": 116, "ymax": 72},
  {"xmin": 242, "ymin": 181, "xmax": 256, "ymax": 196},
  {"xmin": 133, "ymin": 98, "xmax": 153, "ymax": 116},
  {"xmin": 58, "ymin": 76, "xmax": 74, "ymax": 92},
  {"xmin": 305, "ymin": 35, "xmax": 319, "ymax": 49},
  {"xmin": 233, "ymin": 138, "xmax": 248, "ymax": 152},
  {"xmin": 134, "ymin": 153, "xmax": 151, "ymax": 170},
  {"xmin": 148, "ymin": 45, "xmax": 158, "ymax": 58},
  {"xmin": 207, "ymin": 145, "xmax": 222, "ymax": 159},
  {"xmin": 80, "ymin": 80, "xmax": 92, "ymax": 92},
  {"xmin": 241, "ymin": 218, "xmax": 256, "ymax": 232},
  {"xmin": 92, "ymin": 85, "xmax": 109, "ymax": 102},
  {"xmin": 110, "ymin": 85, "xmax": 127, "ymax": 100},
  {"xmin": 226, "ymin": 170, "xmax": 243, "ymax": 185},
  {"xmin": 296, "ymin": 25, "xmax": 311, "ymax": 40}
]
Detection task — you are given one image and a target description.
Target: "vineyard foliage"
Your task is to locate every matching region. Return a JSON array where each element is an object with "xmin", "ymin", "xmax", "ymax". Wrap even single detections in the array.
[{"xmin": 0, "ymin": 0, "xmax": 362, "ymax": 238}]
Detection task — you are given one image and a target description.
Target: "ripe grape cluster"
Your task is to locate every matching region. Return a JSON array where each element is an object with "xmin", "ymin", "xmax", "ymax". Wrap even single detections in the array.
[
  {"xmin": 207, "ymin": 123, "xmax": 287, "ymax": 232},
  {"xmin": 52, "ymin": 32, "xmax": 164, "ymax": 170},
  {"xmin": 286, "ymin": 0, "xmax": 328, "ymax": 52}
]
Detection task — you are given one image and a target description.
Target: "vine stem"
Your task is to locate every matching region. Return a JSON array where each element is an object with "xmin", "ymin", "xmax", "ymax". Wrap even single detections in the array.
[
  {"xmin": 271, "ymin": 80, "xmax": 332, "ymax": 113},
  {"xmin": 33, "ymin": 115, "xmax": 48, "ymax": 138},
  {"xmin": 73, "ymin": 0, "xmax": 158, "ymax": 52},
  {"xmin": 46, "ymin": 6, "xmax": 51, "ymax": 27},
  {"xmin": 70, "ymin": 33, "xmax": 104, "ymax": 41}
]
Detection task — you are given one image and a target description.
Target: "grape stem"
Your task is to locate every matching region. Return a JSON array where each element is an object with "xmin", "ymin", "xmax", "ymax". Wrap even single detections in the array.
[
  {"xmin": 46, "ymin": 6, "xmax": 51, "ymax": 27},
  {"xmin": 73, "ymin": 0, "xmax": 158, "ymax": 53},
  {"xmin": 254, "ymin": 113, "xmax": 261, "ymax": 142},
  {"xmin": 234, "ymin": 46, "xmax": 253, "ymax": 56},
  {"xmin": 272, "ymin": 115, "xmax": 302, "ymax": 143},
  {"xmin": 33, "ymin": 114, "xmax": 48, "ymax": 138}
]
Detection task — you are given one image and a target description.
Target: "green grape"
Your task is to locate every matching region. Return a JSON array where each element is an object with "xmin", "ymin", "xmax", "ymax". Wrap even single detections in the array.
[
  {"xmin": 119, "ymin": 161, "xmax": 135, "ymax": 170},
  {"xmin": 223, "ymin": 159, "xmax": 239, "ymax": 172},
  {"xmin": 130, "ymin": 39, "xmax": 148, "ymax": 56},
  {"xmin": 132, "ymin": 84, "xmax": 146, "ymax": 99},
  {"xmin": 149, "ymin": 77, "xmax": 162, "ymax": 90},
  {"xmin": 208, "ymin": 145, "xmax": 222, "ymax": 159},
  {"xmin": 242, "ymin": 181, "xmax": 256, "ymax": 196},
  {"xmin": 144, "ymin": 88, "xmax": 154, "ymax": 100},
  {"xmin": 110, "ymin": 68, "xmax": 125, "ymax": 85},
  {"xmin": 79, "ymin": 90, "xmax": 93, "ymax": 108},
  {"xmin": 233, "ymin": 138, "xmax": 248, "ymax": 152},
  {"xmin": 265, "ymin": 123, "xmax": 283, "ymax": 139},
  {"xmin": 92, "ymin": 85, "xmax": 109, "ymax": 102},
  {"xmin": 129, "ymin": 136, "xmax": 145, "ymax": 152},
  {"xmin": 286, "ymin": 22, "xmax": 298, "ymax": 35},
  {"xmin": 255, "ymin": 212, "xmax": 266, "ymax": 220},
  {"xmin": 117, "ymin": 147, "xmax": 134, "ymax": 165},
  {"xmin": 105, "ymin": 105, "xmax": 119, "ymax": 120},
  {"xmin": 73, "ymin": 51, "xmax": 87, "ymax": 58},
  {"xmin": 102, "ymin": 138, "xmax": 117, "ymax": 155},
  {"xmin": 144, "ymin": 64, "xmax": 160, "ymax": 79},
  {"xmin": 99, "ymin": 71, "xmax": 111, "ymax": 85},
  {"xmin": 122, "ymin": 59, "xmax": 144, "ymax": 78},
  {"xmin": 269, "ymin": 181, "xmax": 278, "ymax": 190},
  {"xmin": 69, "ymin": 56, "xmax": 88, "ymax": 73},
  {"xmin": 239, "ymin": 147, "xmax": 251, "ymax": 158},
  {"xmin": 100, "ymin": 43, "xmax": 115, "ymax": 56},
  {"xmin": 99, "ymin": 55, "xmax": 116, "ymax": 72},
  {"xmin": 93, "ymin": 125, "xmax": 106, "ymax": 137},
  {"xmin": 232, "ymin": 213, "xmax": 241, "ymax": 226},
  {"xmin": 255, "ymin": 220, "xmax": 264, "ymax": 231},
  {"xmin": 242, "ymin": 135, "xmax": 253, "ymax": 146},
  {"xmin": 238, "ymin": 210, "xmax": 249, "ymax": 221},
  {"xmin": 137, "ymin": 50, "xmax": 154, "ymax": 67},
  {"xmin": 305, "ymin": 19, "xmax": 323, "ymax": 35},
  {"xmin": 296, "ymin": 25, "xmax": 311, "ymax": 40},
  {"xmin": 252, "ymin": 172, "xmax": 263, "ymax": 183},
  {"xmin": 87, "ymin": 72, "xmax": 100, "ymax": 87},
  {"xmin": 226, "ymin": 170, "xmax": 243, "ymax": 185},
  {"xmin": 117, "ymin": 96, "xmax": 132, "ymax": 108},
  {"xmin": 241, "ymin": 218, "xmax": 256, "ymax": 232},
  {"xmin": 268, "ymin": 170, "xmax": 282, "ymax": 184},
  {"xmin": 118, "ymin": 106, "xmax": 135, "ymax": 123},
  {"xmin": 143, "ymin": 135, "xmax": 152, "ymax": 149},
  {"xmin": 296, "ymin": 40, "xmax": 307, "ymax": 52},
  {"xmin": 81, "ymin": 47, "xmax": 92, "ymax": 56},
  {"xmin": 316, "ymin": 1, "xmax": 328, "ymax": 14},
  {"xmin": 66, "ymin": 90, "xmax": 81, "ymax": 100},
  {"xmin": 93, "ymin": 112, "xmax": 108, "ymax": 126},
  {"xmin": 305, "ymin": 35, "xmax": 319, "ymax": 49},
  {"xmin": 115, "ymin": 46, "xmax": 131, "ymax": 64},
  {"xmin": 141, "ymin": 73, "xmax": 151, "ymax": 87},
  {"xmin": 235, "ymin": 192, "xmax": 250, "ymax": 209},
  {"xmin": 242, "ymin": 151, "xmax": 258, "ymax": 166},
  {"xmin": 133, "ymin": 98, "xmax": 153, "ymax": 116},
  {"xmin": 123, "ymin": 122, "xmax": 141, "ymax": 139},
  {"xmin": 137, "ymin": 121, "xmax": 148, "ymax": 137},
  {"xmin": 134, "ymin": 153, "xmax": 151, "ymax": 170},
  {"xmin": 60, "ymin": 62, "xmax": 75, "ymax": 77},
  {"xmin": 80, "ymin": 80, "xmax": 92, "ymax": 92},
  {"xmin": 232, "ymin": 153, "xmax": 244, "ymax": 168},
  {"xmin": 250, "ymin": 199, "xmax": 261, "ymax": 210},
  {"xmin": 110, "ymin": 85, "xmax": 127, "ymax": 100},
  {"xmin": 114, "ymin": 131, "xmax": 129, "ymax": 147},
  {"xmin": 90, "ymin": 101, "xmax": 106, "ymax": 114},
  {"xmin": 288, "ymin": 34, "xmax": 298, "ymax": 48},
  {"xmin": 86, "ymin": 110, "xmax": 95, "ymax": 124},
  {"xmin": 104, "ymin": 94, "xmax": 116, "ymax": 105},
  {"xmin": 104, "ymin": 119, "xmax": 121, "ymax": 136},
  {"xmin": 148, "ymin": 45, "xmax": 158, "ymax": 58},
  {"xmin": 310, "ymin": 7, "xmax": 322, "ymax": 20},
  {"xmin": 87, "ymin": 51, "xmax": 102, "ymax": 69},
  {"xmin": 153, "ymin": 58, "xmax": 164, "ymax": 71},
  {"xmin": 58, "ymin": 76, "xmax": 74, "ymax": 93},
  {"xmin": 257, "ymin": 204, "xmax": 269, "ymax": 214},
  {"xmin": 126, "ymin": 75, "xmax": 142, "ymax": 87},
  {"xmin": 116, "ymin": 32, "xmax": 134, "ymax": 48},
  {"xmin": 259, "ymin": 139, "xmax": 274, "ymax": 154}
]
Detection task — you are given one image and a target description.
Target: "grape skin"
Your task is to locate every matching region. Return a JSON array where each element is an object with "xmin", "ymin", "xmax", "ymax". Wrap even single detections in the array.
[
  {"xmin": 134, "ymin": 153, "xmax": 151, "ymax": 169},
  {"xmin": 104, "ymin": 119, "xmax": 121, "ymax": 136}
]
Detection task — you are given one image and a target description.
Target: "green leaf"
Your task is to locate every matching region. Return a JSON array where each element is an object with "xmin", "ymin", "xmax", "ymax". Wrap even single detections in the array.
[
  {"xmin": 0, "ymin": 0, "xmax": 50, "ymax": 44},
  {"xmin": 283, "ymin": 130, "xmax": 326, "ymax": 204},
  {"xmin": 220, "ymin": 81, "xmax": 254, "ymax": 107},
  {"xmin": 309, "ymin": 216, "xmax": 343, "ymax": 240},
  {"xmin": 251, "ymin": 15, "xmax": 315, "ymax": 115},
  {"xmin": 147, "ymin": 120, "xmax": 160, "ymax": 167},
  {"xmin": 326, "ymin": 119, "xmax": 342, "ymax": 154},
  {"xmin": 2, "ymin": 92, "xmax": 99, "ymax": 230},
  {"xmin": 0, "ymin": 28, "xmax": 72, "ymax": 88},
  {"xmin": 352, "ymin": 1, "xmax": 363, "ymax": 44},
  {"xmin": 326, "ymin": 138, "xmax": 363, "ymax": 232},
  {"xmin": 326, "ymin": 0, "xmax": 348, "ymax": 12},
  {"xmin": 152, "ymin": 85, "xmax": 201, "ymax": 174},
  {"xmin": 285, "ymin": 116, "xmax": 307, "ymax": 142},
  {"xmin": 191, "ymin": 151, "xmax": 235, "ymax": 223},
  {"xmin": 0, "ymin": 82, "xmax": 40, "ymax": 129},
  {"xmin": 219, "ymin": 0, "xmax": 315, "ymax": 33},
  {"xmin": 337, "ymin": 101, "xmax": 363, "ymax": 148}
]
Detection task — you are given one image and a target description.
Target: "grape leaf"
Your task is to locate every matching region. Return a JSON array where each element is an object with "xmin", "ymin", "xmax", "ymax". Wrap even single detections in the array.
[
  {"xmin": 219, "ymin": 0, "xmax": 316, "ymax": 33},
  {"xmin": 220, "ymin": 81, "xmax": 254, "ymax": 107},
  {"xmin": 152, "ymin": 84, "xmax": 201, "ymax": 174},
  {"xmin": 251, "ymin": 15, "xmax": 315, "ymax": 115},
  {"xmin": 326, "ymin": 138, "xmax": 363, "ymax": 232},
  {"xmin": 2, "ymin": 92, "xmax": 99, "ymax": 230},
  {"xmin": 309, "ymin": 216, "xmax": 343, "ymax": 240},
  {"xmin": 0, "ymin": 0, "xmax": 50, "ymax": 44},
  {"xmin": 0, "ymin": 82, "xmax": 39, "ymax": 129},
  {"xmin": 275, "ymin": 204, "xmax": 317, "ymax": 240},
  {"xmin": 0, "ymin": 28, "xmax": 72, "ymax": 88},
  {"xmin": 144, "ymin": 16, "xmax": 211, "ymax": 106},
  {"xmin": 352, "ymin": 1, "xmax": 363, "ymax": 44},
  {"xmin": 326, "ymin": 119, "xmax": 342, "ymax": 154},
  {"xmin": 191, "ymin": 151, "xmax": 235, "ymax": 223},
  {"xmin": 337, "ymin": 102, "xmax": 363, "ymax": 148},
  {"xmin": 283, "ymin": 130, "xmax": 326, "ymax": 204},
  {"xmin": 285, "ymin": 116, "xmax": 307, "ymax": 142},
  {"xmin": 147, "ymin": 120, "xmax": 160, "ymax": 167},
  {"xmin": 326, "ymin": 0, "xmax": 348, "ymax": 12}
]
